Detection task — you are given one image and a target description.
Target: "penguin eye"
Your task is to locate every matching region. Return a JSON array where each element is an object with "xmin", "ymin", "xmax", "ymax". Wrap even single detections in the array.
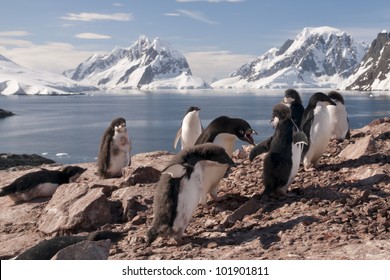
[{"xmin": 239, "ymin": 130, "xmax": 244, "ymax": 135}]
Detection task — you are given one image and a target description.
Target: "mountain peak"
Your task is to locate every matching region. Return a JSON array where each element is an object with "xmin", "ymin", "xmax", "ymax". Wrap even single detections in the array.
[
  {"xmin": 64, "ymin": 36, "xmax": 209, "ymax": 90},
  {"xmin": 212, "ymin": 26, "xmax": 367, "ymax": 89}
]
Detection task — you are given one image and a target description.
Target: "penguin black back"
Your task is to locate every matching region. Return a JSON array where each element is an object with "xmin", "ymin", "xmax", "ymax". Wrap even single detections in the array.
[{"xmin": 262, "ymin": 104, "xmax": 297, "ymax": 196}]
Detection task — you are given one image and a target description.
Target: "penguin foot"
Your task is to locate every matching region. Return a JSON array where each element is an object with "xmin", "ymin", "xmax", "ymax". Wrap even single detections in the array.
[
  {"xmin": 173, "ymin": 235, "xmax": 184, "ymax": 246},
  {"xmin": 303, "ymin": 165, "xmax": 316, "ymax": 172}
]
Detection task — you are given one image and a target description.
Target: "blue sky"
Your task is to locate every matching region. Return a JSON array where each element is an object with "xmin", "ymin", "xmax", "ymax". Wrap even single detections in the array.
[{"xmin": 1, "ymin": 0, "xmax": 389, "ymax": 81}]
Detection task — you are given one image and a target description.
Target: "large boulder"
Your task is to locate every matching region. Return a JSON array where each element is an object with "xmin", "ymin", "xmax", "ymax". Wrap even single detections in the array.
[{"xmin": 38, "ymin": 183, "xmax": 115, "ymax": 235}]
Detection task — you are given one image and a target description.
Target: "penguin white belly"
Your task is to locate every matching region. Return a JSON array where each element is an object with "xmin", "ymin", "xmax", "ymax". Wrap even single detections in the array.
[
  {"xmin": 198, "ymin": 133, "xmax": 235, "ymax": 204},
  {"xmin": 328, "ymin": 103, "xmax": 348, "ymax": 140},
  {"xmin": 181, "ymin": 117, "xmax": 202, "ymax": 149},
  {"xmin": 305, "ymin": 106, "xmax": 332, "ymax": 167},
  {"xmin": 10, "ymin": 183, "xmax": 59, "ymax": 203},
  {"xmin": 172, "ymin": 163, "xmax": 203, "ymax": 235},
  {"xmin": 287, "ymin": 143, "xmax": 303, "ymax": 186},
  {"xmin": 107, "ymin": 132, "xmax": 131, "ymax": 176},
  {"xmin": 200, "ymin": 164, "xmax": 228, "ymax": 204},
  {"xmin": 213, "ymin": 133, "xmax": 236, "ymax": 157}
]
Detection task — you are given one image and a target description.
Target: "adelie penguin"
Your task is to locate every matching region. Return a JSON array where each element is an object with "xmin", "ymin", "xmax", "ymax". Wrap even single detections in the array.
[
  {"xmin": 282, "ymin": 88, "xmax": 305, "ymax": 128},
  {"xmin": 173, "ymin": 106, "xmax": 203, "ymax": 150},
  {"xmin": 146, "ymin": 143, "xmax": 235, "ymax": 246},
  {"xmin": 194, "ymin": 116, "xmax": 257, "ymax": 205},
  {"xmin": 300, "ymin": 92, "xmax": 336, "ymax": 171},
  {"xmin": 327, "ymin": 91, "xmax": 350, "ymax": 140},
  {"xmin": 251, "ymin": 104, "xmax": 308, "ymax": 197},
  {"xmin": 0, "ymin": 166, "xmax": 86, "ymax": 203},
  {"xmin": 97, "ymin": 117, "xmax": 131, "ymax": 178}
]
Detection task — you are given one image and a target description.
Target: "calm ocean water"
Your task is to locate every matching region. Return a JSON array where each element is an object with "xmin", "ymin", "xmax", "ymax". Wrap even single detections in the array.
[{"xmin": 0, "ymin": 90, "xmax": 389, "ymax": 164}]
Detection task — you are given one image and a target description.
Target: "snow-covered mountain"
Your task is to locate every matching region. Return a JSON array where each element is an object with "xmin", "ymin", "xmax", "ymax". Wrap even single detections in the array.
[
  {"xmin": 64, "ymin": 35, "xmax": 210, "ymax": 90},
  {"xmin": 0, "ymin": 54, "xmax": 96, "ymax": 95},
  {"xmin": 212, "ymin": 26, "xmax": 368, "ymax": 89},
  {"xmin": 342, "ymin": 31, "xmax": 390, "ymax": 91}
]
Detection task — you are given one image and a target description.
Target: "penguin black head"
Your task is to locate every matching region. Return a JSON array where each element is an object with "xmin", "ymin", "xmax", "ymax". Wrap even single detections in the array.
[
  {"xmin": 328, "ymin": 91, "xmax": 345, "ymax": 104},
  {"xmin": 283, "ymin": 89, "xmax": 302, "ymax": 105},
  {"xmin": 162, "ymin": 143, "xmax": 236, "ymax": 179},
  {"xmin": 308, "ymin": 92, "xmax": 336, "ymax": 107},
  {"xmin": 185, "ymin": 106, "xmax": 201, "ymax": 115},
  {"xmin": 271, "ymin": 103, "xmax": 292, "ymax": 128},
  {"xmin": 61, "ymin": 165, "xmax": 87, "ymax": 182},
  {"xmin": 195, "ymin": 116, "xmax": 257, "ymax": 146}
]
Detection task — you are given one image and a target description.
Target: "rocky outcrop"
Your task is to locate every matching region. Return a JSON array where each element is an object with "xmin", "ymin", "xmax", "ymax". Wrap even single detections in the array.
[
  {"xmin": 0, "ymin": 109, "xmax": 14, "ymax": 118},
  {"xmin": 0, "ymin": 118, "xmax": 389, "ymax": 260},
  {"xmin": 0, "ymin": 153, "xmax": 55, "ymax": 170}
]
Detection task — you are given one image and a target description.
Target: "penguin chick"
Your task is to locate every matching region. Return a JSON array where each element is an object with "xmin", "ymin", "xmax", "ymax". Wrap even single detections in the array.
[
  {"xmin": 327, "ymin": 91, "xmax": 350, "ymax": 140},
  {"xmin": 194, "ymin": 116, "xmax": 257, "ymax": 205},
  {"xmin": 261, "ymin": 104, "xmax": 308, "ymax": 197},
  {"xmin": 15, "ymin": 231, "xmax": 125, "ymax": 260},
  {"xmin": 0, "ymin": 165, "xmax": 87, "ymax": 203},
  {"xmin": 97, "ymin": 117, "xmax": 131, "ymax": 178},
  {"xmin": 282, "ymin": 89, "xmax": 305, "ymax": 128},
  {"xmin": 173, "ymin": 106, "xmax": 203, "ymax": 150},
  {"xmin": 250, "ymin": 99, "xmax": 300, "ymax": 161},
  {"xmin": 300, "ymin": 92, "xmax": 336, "ymax": 171},
  {"xmin": 146, "ymin": 143, "xmax": 235, "ymax": 246}
]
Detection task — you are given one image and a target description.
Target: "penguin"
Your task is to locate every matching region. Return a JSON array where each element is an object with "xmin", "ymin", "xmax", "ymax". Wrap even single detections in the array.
[
  {"xmin": 173, "ymin": 106, "xmax": 203, "ymax": 150},
  {"xmin": 0, "ymin": 165, "xmax": 86, "ymax": 203},
  {"xmin": 327, "ymin": 91, "xmax": 350, "ymax": 140},
  {"xmin": 300, "ymin": 92, "xmax": 336, "ymax": 171},
  {"xmin": 194, "ymin": 116, "xmax": 257, "ymax": 205},
  {"xmin": 146, "ymin": 143, "xmax": 235, "ymax": 246},
  {"xmin": 97, "ymin": 117, "xmax": 131, "ymax": 178},
  {"xmin": 15, "ymin": 231, "xmax": 124, "ymax": 260},
  {"xmin": 282, "ymin": 88, "xmax": 305, "ymax": 128},
  {"xmin": 252, "ymin": 104, "xmax": 308, "ymax": 196}
]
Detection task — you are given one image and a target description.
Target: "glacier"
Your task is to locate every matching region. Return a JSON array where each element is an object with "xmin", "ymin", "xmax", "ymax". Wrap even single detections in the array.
[{"xmin": 0, "ymin": 54, "xmax": 97, "ymax": 96}]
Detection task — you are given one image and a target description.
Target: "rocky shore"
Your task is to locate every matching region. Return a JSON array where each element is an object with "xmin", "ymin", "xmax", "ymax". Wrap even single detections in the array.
[{"xmin": 0, "ymin": 118, "xmax": 389, "ymax": 260}]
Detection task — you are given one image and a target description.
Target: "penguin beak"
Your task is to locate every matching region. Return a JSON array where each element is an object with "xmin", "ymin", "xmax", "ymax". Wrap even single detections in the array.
[
  {"xmin": 328, "ymin": 100, "xmax": 336, "ymax": 106},
  {"xmin": 244, "ymin": 129, "xmax": 257, "ymax": 146}
]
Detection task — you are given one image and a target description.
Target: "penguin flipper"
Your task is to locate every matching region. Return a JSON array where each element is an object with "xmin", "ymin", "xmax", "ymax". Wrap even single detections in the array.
[
  {"xmin": 249, "ymin": 137, "xmax": 273, "ymax": 161},
  {"xmin": 293, "ymin": 131, "xmax": 308, "ymax": 146},
  {"xmin": 173, "ymin": 127, "xmax": 182, "ymax": 149}
]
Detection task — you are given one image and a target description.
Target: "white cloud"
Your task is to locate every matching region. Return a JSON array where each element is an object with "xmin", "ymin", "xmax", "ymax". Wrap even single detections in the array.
[
  {"xmin": 177, "ymin": 9, "xmax": 219, "ymax": 24},
  {"xmin": 75, "ymin": 33, "xmax": 111, "ymax": 39},
  {"xmin": 60, "ymin": 12, "xmax": 133, "ymax": 22},
  {"xmin": 0, "ymin": 30, "xmax": 32, "ymax": 37},
  {"xmin": 164, "ymin": 12, "xmax": 181, "ymax": 16},
  {"xmin": 185, "ymin": 50, "xmax": 255, "ymax": 82},
  {"xmin": 1, "ymin": 41, "xmax": 94, "ymax": 74}
]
